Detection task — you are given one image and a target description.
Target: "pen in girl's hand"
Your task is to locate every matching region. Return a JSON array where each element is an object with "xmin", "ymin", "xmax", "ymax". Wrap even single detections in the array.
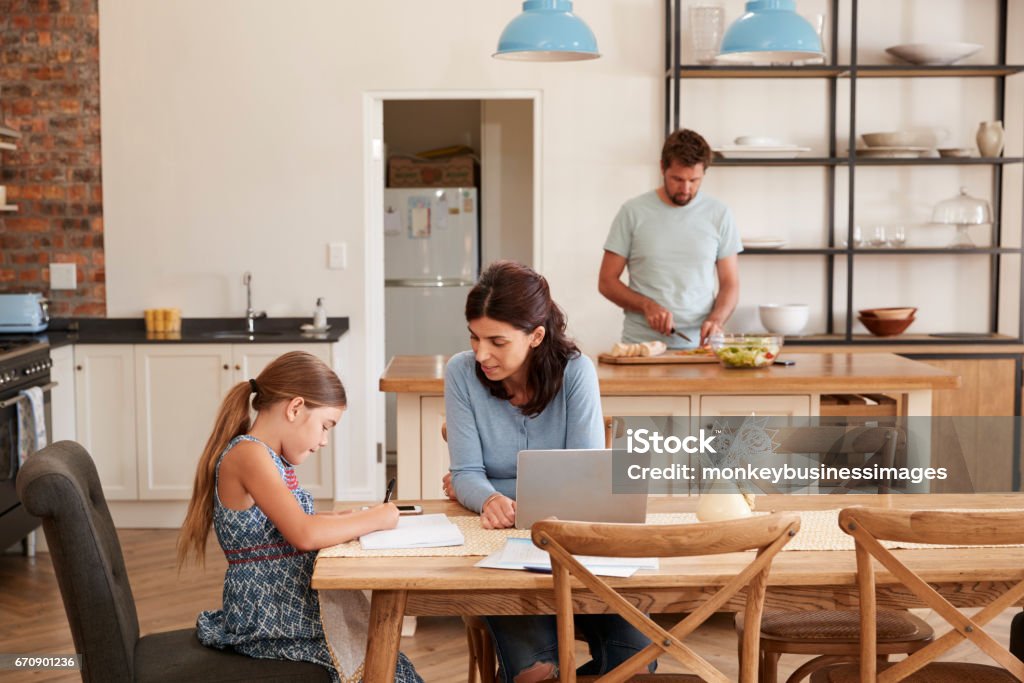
[{"xmin": 383, "ymin": 477, "xmax": 396, "ymax": 504}]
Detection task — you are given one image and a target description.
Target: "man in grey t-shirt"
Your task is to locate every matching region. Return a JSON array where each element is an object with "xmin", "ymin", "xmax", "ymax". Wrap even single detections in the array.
[{"xmin": 599, "ymin": 129, "xmax": 741, "ymax": 348}]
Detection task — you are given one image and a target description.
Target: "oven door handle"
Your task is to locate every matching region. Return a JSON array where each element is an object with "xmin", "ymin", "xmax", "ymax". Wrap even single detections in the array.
[{"xmin": 0, "ymin": 381, "xmax": 58, "ymax": 410}]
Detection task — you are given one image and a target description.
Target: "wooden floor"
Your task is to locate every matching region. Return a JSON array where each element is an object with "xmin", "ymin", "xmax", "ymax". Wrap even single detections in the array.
[{"xmin": 0, "ymin": 529, "xmax": 1015, "ymax": 682}]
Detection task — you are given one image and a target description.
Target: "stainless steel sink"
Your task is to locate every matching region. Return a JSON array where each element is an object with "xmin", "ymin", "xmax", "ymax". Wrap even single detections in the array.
[{"xmin": 198, "ymin": 331, "xmax": 287, "ymax": 340}]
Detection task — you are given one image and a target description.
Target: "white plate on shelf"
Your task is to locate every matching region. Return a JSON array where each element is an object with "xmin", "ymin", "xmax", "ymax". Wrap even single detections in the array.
[
  {"xmin": 714, "ymin": 146, "xmax": 811, "ymax": 159},
  {"xmin": 742, "ymin": 238, "xmax": 788, "ymax": 249}
]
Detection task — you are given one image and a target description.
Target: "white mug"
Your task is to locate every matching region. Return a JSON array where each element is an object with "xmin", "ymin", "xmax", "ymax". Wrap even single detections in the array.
[{"xmin": 0, "ymin": 185, "xmax": 6, "ymax": 206}]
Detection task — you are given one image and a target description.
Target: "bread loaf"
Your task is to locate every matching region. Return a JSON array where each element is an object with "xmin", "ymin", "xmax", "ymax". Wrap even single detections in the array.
[{"xmin": 610, "ymin": 341, "xmax": 667, "ymax": 358}]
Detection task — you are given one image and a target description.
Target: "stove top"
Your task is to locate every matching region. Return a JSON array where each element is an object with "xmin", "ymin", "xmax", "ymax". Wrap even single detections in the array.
[{"xmin": 0, "ymin": 337, "xmax": 48, "ymax": 363}]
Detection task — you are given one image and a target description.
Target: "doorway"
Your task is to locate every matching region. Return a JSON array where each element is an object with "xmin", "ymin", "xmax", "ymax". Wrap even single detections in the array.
[{"xmin": 364, "ymin": 91, "xmax": 541, "ymax": 483}]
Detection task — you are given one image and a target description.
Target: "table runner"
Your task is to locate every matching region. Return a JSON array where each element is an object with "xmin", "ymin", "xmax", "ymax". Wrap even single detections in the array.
[{"xmin": 317, "ymin": 509, "xmax": 1024, "ymax": 559}]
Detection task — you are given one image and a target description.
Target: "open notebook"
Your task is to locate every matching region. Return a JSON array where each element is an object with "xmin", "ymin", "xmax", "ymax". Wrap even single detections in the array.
[{"xmin": 358, "ymin": 513, "xmax": 465, "ymax": 550}]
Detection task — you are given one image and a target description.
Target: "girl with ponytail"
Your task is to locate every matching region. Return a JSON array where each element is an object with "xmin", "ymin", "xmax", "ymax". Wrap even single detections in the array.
[
  {"xmin": 442, "ymin": 261, "xmax": 653, "ymax": 682},
  {"xmin": 178, "ymin": 350, "xmax": 421, "ymax": 682}
]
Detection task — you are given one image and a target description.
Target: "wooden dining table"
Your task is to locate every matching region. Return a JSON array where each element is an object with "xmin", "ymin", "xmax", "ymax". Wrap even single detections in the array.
[{"xmin": 312, "ymin": 494, "xmax": 1024, "ymax": 682}]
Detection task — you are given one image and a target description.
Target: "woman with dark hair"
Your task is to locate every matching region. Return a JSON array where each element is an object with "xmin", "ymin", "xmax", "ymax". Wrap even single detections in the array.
[{"xmin": 444, "ymin": 261, "xmax": 653, "ymax": 683}]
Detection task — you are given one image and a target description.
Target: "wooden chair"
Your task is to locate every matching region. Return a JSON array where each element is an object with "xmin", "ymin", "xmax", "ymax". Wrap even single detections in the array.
[
  {"xmin": 810, "ymin": 507, "xmax": 1024, "ymax": 682},
  {"xmin": 735, "ymin": 426, "xmax": 933, "ymax": 683},
  {"xmin": 531, "ymin": 512, "xmax": 801, "ymax": 682},
  {"xmin": 460, "ymin": 416, "xmax": 627, "ymax": 682}
]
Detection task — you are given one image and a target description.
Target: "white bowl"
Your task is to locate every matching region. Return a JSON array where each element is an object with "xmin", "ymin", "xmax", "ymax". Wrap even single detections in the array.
[
  {"xmin": 734, "ymin": 135, "xmax": 784, "ymax": 147},
  {"xmin": 861, "ymin": 131, "xmax": 938, "ymax": 148},
  {"xmin": 885, "ymin": 42, "xmax": 983, "ymax": 66},
  {"xmin": 758, "ymin": 304, "xmax": 809, "ymax": 336}
]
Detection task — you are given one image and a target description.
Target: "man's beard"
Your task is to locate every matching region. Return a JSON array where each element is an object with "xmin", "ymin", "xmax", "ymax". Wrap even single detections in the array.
[{"xmin": 668, "ymin": 191, "xmax": 694, "ymax": 206}]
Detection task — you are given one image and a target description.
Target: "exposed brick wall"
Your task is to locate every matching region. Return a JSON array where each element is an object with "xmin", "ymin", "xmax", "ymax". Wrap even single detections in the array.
[{"xmin": 0, "ymin": 0, "xmax": 104, "ymax": 316}]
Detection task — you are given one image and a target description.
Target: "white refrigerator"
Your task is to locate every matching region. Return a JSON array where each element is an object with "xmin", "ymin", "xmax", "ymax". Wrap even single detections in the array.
[{"xmin": 384, "ymin": 187, "xmax": 479, "ymax": 455}]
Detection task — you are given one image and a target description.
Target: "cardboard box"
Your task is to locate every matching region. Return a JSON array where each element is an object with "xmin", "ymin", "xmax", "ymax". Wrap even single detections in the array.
[{"xmin": 387, "ymin": 155, "xmax": 478, "ymax": 188}]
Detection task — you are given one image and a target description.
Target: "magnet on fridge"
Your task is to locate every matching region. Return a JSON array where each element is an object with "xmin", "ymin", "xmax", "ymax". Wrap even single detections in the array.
[
  {"xmin": 434, "ymin": 193, "xmax": 448, "ymax": 229},
  {"xmin": 462, "ymin": 189, "xmax": 474, "ymax": 213},
  {"xmin": 408, "ymin": 196, "xmax": 431, "ymax": 238},
  {"xmin": 384, "ymin": 208, "xmax": 401, "ymax": 235}
]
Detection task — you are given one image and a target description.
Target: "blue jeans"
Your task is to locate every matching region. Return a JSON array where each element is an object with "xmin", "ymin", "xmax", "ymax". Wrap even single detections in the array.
[{"xmin": 483, "ymin": 614, "xmax": 656, "ymax": 682}]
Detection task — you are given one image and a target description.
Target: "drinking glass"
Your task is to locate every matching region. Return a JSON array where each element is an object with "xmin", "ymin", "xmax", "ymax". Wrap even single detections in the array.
[
  {"xmin": 870, "ymin": 225, "xmax": 888, "ymax": 248},
  {"xmin": 688, "ymin": 2, "xmax": 724, "ymax": 65},
  {"xmin": 841, "ymin": 225, "xmax": 862, "ymax": 248},
  {"xmin": 889, "ymin": 225, "xmax": 906, "ymax": 247}
]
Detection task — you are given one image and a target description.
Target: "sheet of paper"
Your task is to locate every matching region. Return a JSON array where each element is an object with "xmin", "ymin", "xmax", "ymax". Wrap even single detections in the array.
[
  {"xmin": 433, "ymin": 193, "xmax": 448, "ymax": 229},
  {"xmin": 408, "ymin": 196, "xmax": 431, "ymax": 238},
  {"xmin": 359, "ymin": 513, "xmax": 464, "ymax": 550},
  {"xmin": 384, "ymin": 209, "xmax": 401, "ymax": 235},
  {"xmin": 474, "ymin": 538, "xmax": 658, "ymax": 577}
]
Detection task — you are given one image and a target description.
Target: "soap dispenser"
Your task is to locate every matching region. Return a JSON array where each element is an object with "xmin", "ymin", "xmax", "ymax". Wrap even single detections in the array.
[{"xmin": 313, "ymin": 297, "xmax": 327, "ymax": 330}]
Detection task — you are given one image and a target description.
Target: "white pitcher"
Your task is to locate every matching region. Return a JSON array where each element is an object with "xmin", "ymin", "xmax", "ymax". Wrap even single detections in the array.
[
  {"xmin": 696, "ymin": 482, "xmax": 754, "ymax": 522},
  {"xmin": 977, "ymin": 121, "xmax": 1005, "ymax": 157}
]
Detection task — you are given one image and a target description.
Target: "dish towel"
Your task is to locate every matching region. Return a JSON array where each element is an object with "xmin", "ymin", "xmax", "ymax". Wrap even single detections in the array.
[{"xmin": 16, "ymin": 386, "xmax": 47, "ymax": 465}]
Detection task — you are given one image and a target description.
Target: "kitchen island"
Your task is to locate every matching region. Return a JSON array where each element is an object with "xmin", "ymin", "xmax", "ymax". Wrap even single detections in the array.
[{"xmin": 381, "ymin": 353, "xmax": 960, "ymax": 499}]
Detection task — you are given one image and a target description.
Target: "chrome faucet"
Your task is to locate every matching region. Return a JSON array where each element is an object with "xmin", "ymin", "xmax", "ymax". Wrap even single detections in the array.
[{"xmin": 243, "ymin": 271, "xmax": 266, "ymax": 333}]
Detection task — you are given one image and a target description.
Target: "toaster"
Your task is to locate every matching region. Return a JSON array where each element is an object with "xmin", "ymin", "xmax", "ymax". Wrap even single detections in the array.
[{"xmin": 0, "ymin": 293, "xmax": 49, "ymax": 333}]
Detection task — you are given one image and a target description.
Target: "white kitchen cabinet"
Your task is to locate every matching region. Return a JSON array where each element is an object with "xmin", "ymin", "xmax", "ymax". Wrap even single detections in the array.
[
  {"xmin": 74, "ymin": 345, "xmax": 138, "ymax": 499},
  {"xmin": 698, "ymin": 394, "xmax": 813, "ymax": 420},
  {"xmin": 602, "ymin": 396, "xmax": 692, "ymax": 495},
  {"xmin": 134, "ymin": 345, "xmax": 233, "ymax": 500},
  {"xmin": 134, "ymin": 343, "xmax": 334, "ymax": 500},
  {"xmin": 67, "ymin": 342, "xmax": 336, "ymax": 506},
  {"xmin": 419, "ymin": 396, "xmax": 448, "ymax": 500},
  {"xmin": 49, "ymin": 345, "xmax": 76, "ymax": 443}
]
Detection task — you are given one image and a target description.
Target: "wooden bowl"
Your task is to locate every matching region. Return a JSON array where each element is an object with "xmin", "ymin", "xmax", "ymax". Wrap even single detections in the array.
[
  {"xmin": 858, "ymin": 315, "xmax": 915, "ymax": 337},
  {"xmin": 858, "ymin": 307, "xmax": 917, "ymax": 320}
]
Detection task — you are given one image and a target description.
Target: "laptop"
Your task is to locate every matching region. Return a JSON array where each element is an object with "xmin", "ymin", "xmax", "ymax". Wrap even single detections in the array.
[{"xmin": 514, "ymin": 449, "xmax": 648, "ymax": 530}]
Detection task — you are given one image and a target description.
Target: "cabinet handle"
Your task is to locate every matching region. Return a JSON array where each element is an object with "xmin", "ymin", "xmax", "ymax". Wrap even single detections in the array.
[
  {"xmin": 235, "ymin": 364, "xmax": 241, "ymax": 371},
  {"xmin": 223, "ymin": 364, "xmax": 229, "ymax": 370},
  {"xmin": 76, "ymin": 365, "xmax": 82, "ymax": 371}
]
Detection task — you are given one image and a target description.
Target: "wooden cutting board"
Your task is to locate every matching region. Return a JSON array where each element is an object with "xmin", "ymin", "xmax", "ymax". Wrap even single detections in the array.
[{"xmin": 597, "ymin": 351, "xmax": 720, "ymax": 365}]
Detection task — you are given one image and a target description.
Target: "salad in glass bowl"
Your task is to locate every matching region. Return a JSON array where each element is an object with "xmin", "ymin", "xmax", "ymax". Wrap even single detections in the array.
[{"xmin": 708, "ymin": 334, "xmax": 783, "ymax": 369}]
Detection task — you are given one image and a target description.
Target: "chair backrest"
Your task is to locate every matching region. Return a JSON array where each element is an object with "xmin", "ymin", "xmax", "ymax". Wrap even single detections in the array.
[
  {"xmin": 773, "ymin": 426, "xmax": 900, "ymax": 494},
  {"xmin": 15, "ymin": 440, "xmax": 140, "ymax": 683},
  {"xmin": 532, "ymin": 512, "xmax": 800, "ymax": 683},
  {"xmin": 839, "ymin": 507, "xmax": 1024, "ymax": 681}
]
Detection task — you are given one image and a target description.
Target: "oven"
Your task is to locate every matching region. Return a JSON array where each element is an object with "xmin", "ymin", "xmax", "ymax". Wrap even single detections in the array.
[{"xmin": 0, "ymin": 340, "xmax": 54, "ymax": 552}]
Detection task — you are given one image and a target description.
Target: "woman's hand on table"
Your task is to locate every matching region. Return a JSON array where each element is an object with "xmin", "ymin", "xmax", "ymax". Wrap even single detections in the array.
[
  {"xmin": 481, "ymin": 494, "xmax": 517, "ymax": 529},
  {"xmin": 441, "ymin": 472, "xmax": 458, "ymax": 501}
]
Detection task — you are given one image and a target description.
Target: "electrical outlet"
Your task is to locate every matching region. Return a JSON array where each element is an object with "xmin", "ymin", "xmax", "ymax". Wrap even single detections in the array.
[
  {"xmin": 50, "ymin": 262, "xmax": 77, "ymax": 289},
  {"xmin": 328, "ymin": 242, "xmax": 347, "ymax": 270}
]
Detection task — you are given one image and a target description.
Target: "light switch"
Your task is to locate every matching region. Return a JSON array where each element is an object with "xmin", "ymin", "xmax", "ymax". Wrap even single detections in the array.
[
  {"xmin": 50, "ymin": 262, "xmax": 77, "ymax": 289},
  {"xmin": 328, "ymin": 242, "xmax": 347, "ymax": 270}
]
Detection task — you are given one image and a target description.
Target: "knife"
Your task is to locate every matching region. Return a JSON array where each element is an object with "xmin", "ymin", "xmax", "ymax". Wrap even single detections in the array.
[{"xmin": 670, "ymin": 327, "xmax": 692, "ymax": 342}]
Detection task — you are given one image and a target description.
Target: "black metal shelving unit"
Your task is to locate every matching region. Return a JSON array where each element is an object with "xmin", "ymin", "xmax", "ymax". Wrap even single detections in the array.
[{"xmin": 665, "ymin": 0, "xmax": 1024, "ymax": 345}]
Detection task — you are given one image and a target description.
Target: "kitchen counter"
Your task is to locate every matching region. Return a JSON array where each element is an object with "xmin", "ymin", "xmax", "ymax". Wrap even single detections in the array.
[
  {"xmin": 381, "ymin": 352, "xmax": 960, "ymax": 499},
  {"xmin": 380, "ymin": 352, "xmax": 960, "ymax": 394},
  {"xmin": 34, "ymin": 316, "xmax": 349, "ymax": 348}
]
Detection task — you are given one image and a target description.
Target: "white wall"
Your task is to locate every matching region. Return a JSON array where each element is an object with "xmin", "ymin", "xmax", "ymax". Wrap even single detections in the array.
[{"xmin": 98, "ymin": 0, "xmax": 665, "ymax": 498}]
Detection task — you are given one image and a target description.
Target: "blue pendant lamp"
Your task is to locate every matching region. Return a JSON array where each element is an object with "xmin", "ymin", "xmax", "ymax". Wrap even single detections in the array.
[
  {"xmin": 494, "ymin": 0, "xmax": 600, "ymax": 61},
  {"xmin": 718, "ymin": 0, "xmax": 823, "ymax": 64}
]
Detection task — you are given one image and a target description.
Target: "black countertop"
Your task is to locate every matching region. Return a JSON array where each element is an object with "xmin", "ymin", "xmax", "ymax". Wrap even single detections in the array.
[{"xmin": 34, "ymin": 317, "xmax": 349, "ymax": 348}]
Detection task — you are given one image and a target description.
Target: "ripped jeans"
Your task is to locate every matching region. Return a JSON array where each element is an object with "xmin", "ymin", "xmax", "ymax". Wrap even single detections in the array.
[{"xmin": 483, "ymin": 614, "xmax": 656, "ymax": 682}]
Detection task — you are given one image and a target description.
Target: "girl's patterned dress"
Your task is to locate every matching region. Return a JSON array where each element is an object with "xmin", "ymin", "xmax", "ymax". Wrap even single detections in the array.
[{"xmin": 197, "ymin": 435, "xmax": 421, "ymax": 683}]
